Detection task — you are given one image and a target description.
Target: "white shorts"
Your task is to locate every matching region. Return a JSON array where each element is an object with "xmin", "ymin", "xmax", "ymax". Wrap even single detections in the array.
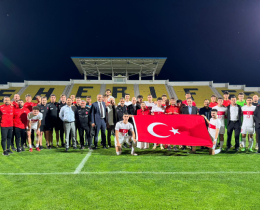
[
  {"xmin": 219, "ymin": 126, "xmax": 225, "ymax": 135},
  {"xmin": 117, "ymin": 136, "xmax": 131, "ymax": 146},
  {"xmin": 241, "ymin": 126, "xmax": 254, "ymax": 135}
]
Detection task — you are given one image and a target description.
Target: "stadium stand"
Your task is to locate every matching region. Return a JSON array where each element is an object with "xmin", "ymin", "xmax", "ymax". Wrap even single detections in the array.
[
  {"xmin": 174, "ymin": 86, "xmax": 215, "ymax": 107},
  {"xmin": 0, "ymin": 87, "xmax": 21, "ymax": 105},
  {"xmin": 69, "ymin": 84, "xmax": 101, "ymax": 100},
  {"xmin": 20, "ymin": 85, "xmax": 66, "ymax": 102},
  {"xmin": 104, "ymin": 84, "xmax": 134, "ymax": 103},
  {"xmin": 139, "ymin": 84, "xmax": 169, "ymax": 99}
]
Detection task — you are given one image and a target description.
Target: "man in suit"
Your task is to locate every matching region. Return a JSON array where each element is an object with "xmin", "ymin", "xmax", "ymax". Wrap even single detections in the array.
[
  {"xmin": 127, "ymin": 97, "xmax": 141, "ymax": 123},
  {"xmin": 226, "ymin": 95, "xmax": 242, "ymax": 152},
  {"xmin": 90, "ymin": 94, "xmax": 107, "ymax": 149},
  {"xmin": 254, "ymin": 104, "xmax": 260, "ymax": 153},
  {"xmin": 106, "ymin": 97, "xmax": 117, "ymax": 148},
  {"xmin": 181, "ymin": 97, "xmax": 198, "ymax": 153}
]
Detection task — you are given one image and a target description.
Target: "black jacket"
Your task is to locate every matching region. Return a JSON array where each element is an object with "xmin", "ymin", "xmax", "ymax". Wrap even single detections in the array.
[
  {"xmin": 116, "ymin": 105, "xmax": 127, "ymax": 122},
  {"xmin": 127, "ymin": 104, "xmax": 141, "ymax": 115},
  {"xmin": 254, "ymin": 105, "xmax": 260, "ymax": 129},
  {"xmin": 226, "ymin": 104, "xmax": 242, "ymax": 126},
  {"xmin": 75, "ymin": 107, "xmax": 91, "ymax": 129}
]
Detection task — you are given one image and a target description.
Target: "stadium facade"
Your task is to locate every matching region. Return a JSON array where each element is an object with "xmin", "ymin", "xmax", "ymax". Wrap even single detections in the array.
[{"xmin": 0, "ymin": 57, "xmax": 259, "ymax": 107}]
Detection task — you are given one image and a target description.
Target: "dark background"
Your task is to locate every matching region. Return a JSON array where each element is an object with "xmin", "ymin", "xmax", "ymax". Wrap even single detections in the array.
[{"xmin": 0, "ymin": 0, "xmax": 260, "ymax": 86}]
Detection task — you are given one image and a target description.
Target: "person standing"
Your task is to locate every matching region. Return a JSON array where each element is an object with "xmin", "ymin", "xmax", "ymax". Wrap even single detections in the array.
[
  {"xmin": 182, "ymin": 92, "xmax": 196, "ymax": 106},
  {"xmin": 226, "ymin": 96, "xmax": 242, "ymax": 152},
  {"xmin": 11, "ymin": 93, "xmax": 20, "ymax": 151},
  {"xmin": 199, "ymin": 99, "xmax": 212, "ymax": 121},
  {"xmin": 252, "ymin": 95, "xmax": 260, "ymax": 149},
  {"xmin": 144, "ymin": 95, "xmax": 155, "ymax": 111},
  {"xmin": 136, "ymin": 102, "xmax": 150, "ymax": 149},
  {"xmin": 223, "ymin": 91, "xmax": 231, "ymax": 107},
  {"xmin": 45, "ymin": 94, "xmax": 60, "ymax": 148},
  {"xmin": 254, "ymin": 104, "xmax": 260, "ymax": 154},
  {"xmin": 59, "ymin": 98, "xmax": 78, "ymax": 151},
  {"xmin": 90, "ymin": 94, "xmax": 108, "ymax": 149},
  {"xmin": 209, "ymin": 95, "xmax": 218, "ymax": 108},
  {"xmin": 181, "ymin": 97, "xmax": 198, "ymax": 153},
  {"xmin": 0, "ymin": 97, "xmax": 14, "ymax": 155},
  {"xmin": 236, "ymin": 92, "xmax": 246, "ymax": 107},
  {"xmin": 37, "ymin": 97, "xmax": 49, "ymax": 149},
  {"xmin": 213, "ymin": 97, "xmax": 227, "ymax": 150},
  {"xmin": 240, "ymin": 97, "xmax": 256, "ymax": 152},
  {"xmin": 27, "ymin": 106, "xmax": 42, "ymax": 152},
  {"xmin": 107, "ymin": 97, "xmax": 117, "ymax": 148},
  {"xmin": 58, "ymin": 94, "xmax": 67, "ymax": 147},
  {"xmin": 127, "ymin": 97, "xmax": 141, "ymax": 123},
  {"xmin": 13, "ymin": 99, "xmax": 30, "ymax": 152},
  {"xmin": 116, "ymin": 98, "xmax": 127, "ymax": 122},
  {"xmin": 76, "ymin": 100, "xmax": 91, "ymax": 150},
  {"xmin": 136, "ymin": 95, "xmax": 143, "ymax": 105}
]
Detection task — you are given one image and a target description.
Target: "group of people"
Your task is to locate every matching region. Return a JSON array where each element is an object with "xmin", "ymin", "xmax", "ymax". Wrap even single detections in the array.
[{"xmin": 1, "ymin": 89, "xmax": 260, "ymax": 156}]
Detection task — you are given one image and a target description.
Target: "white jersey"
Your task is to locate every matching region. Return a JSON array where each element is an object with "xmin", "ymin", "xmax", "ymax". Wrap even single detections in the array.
[
  {"xmin": 151, "ymin": 106, "xmax": 165, "ymax": 115},
  {"xmin": 115, "ymin": 121, "xmax": 134, "ymax": 138},
  {"xmin": 117, "ymin": 101, "xmax": 132, "ymax": 106},
  {"xmin": 212, "ymin": 106, "xmax": 227, "ymax": 126},
  {"xmin": 241, "ymin": 105, "xmax": 256, "ymax": 127},
  {"xmin": 208, "ymin": 118, "xmax": 221, "ymax": 140},
  {"xmin": 144, "ymin": 101, "xmax": 155, "ymax": 111},
  {"xmin": 27, "ymin": 112, "xmax": 43, "ymax": 130}
]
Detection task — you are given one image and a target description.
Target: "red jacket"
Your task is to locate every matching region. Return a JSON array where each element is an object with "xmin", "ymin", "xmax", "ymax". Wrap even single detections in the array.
[
  {"xmin": 137, "ymin": 108, "xmax": 150, "ymax": 115},
  {"xmin": 0, "ymin": 104, "xmax": 14, "ymax": 127},
  {"xmin": 223, "ymin": 100, "xmax": 231, "ymax": 107},
  {"xmin": 24, "ymin": 102, "xmax": 38, "ymax": 111},
  {"xmin": 182, "ymin": 100, "xmax": 196, "ymax": 106},
  {"xmin": 209, "ymin": 102, "xmax": 218, "ymax": 108},
  {"xmin": 165, "ymin": 105, "xmax": 180, "ymax": 114},
  {"xmin": 13, "ymin": 107, "xmax": 30, "ymax": 129},
  {"xmin": 12, "ymin": 101, "xmax": 19, "ymax": 109}
]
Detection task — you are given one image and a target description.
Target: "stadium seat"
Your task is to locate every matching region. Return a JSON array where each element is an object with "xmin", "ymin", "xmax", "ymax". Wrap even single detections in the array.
[
  {"xmin": 215, "ymin": 88, "xmax": 259, "ymax": 98},
  {"xmin": 70, "ymin": 84, "xmax": 101, "ymax": 100},
  {"xmin": 174, "ymin": 86, "xmax": 215, "ymax": 107},
  {"xmin": 0, "ymin": 87, "xmax": 21, "ymax": 105},
  {"xmin": 105, "ymin": 84, "xmax": 135, "ymax": 103},
  {"xmin": 138, "ymin": 84, "xmax": 169, "ymax": 100},
  {"xmin": 21, "ymin": 85, "xmax": 66, "ymax": 102}
]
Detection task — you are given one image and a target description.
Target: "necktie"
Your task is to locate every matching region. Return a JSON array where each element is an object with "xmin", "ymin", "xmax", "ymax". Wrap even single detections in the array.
[{"xmin": 100, "ymin": 102, "xmax": 103, "ymax": 118}]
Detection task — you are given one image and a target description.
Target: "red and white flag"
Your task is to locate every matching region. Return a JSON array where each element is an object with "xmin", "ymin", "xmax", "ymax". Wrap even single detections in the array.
[{"xmin": 133, "ymin": 115, "xmax": 213, "ymax": 147}]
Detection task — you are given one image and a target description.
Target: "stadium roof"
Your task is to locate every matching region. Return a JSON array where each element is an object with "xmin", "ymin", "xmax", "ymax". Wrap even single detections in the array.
[{"xmin": 71, "ymin": 57, "xmax": 167, "ymax": 79}]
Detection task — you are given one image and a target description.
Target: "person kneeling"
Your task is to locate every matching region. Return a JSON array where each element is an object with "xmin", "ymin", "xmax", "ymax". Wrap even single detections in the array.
[
  {"xmin": 202, "ymin": 109, "xmax": 221, "ymax": 155},
  {"xmin": 115, "ymin": 113, "xmax": 137, "ymax": 156}
]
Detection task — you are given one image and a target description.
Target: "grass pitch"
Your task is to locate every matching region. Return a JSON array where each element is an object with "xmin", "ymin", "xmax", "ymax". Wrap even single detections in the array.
[{"xmin": 0, "ymin": 132, "xmax": 260, "ymax": 210}]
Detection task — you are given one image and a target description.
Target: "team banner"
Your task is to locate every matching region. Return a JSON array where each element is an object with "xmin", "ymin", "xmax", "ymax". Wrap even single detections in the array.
[{"xmin": 133, "ymin": 115, "xmax": 213, "ymax": 147}]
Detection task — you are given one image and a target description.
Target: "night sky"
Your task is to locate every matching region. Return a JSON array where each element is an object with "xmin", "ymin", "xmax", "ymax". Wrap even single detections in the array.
[{"xmin": 0, "ymin": 0, "xmax": 260, "ymax": 86}]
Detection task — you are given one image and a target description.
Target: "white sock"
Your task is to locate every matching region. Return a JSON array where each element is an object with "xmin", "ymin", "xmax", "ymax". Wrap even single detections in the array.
[
  {"xmin": 116, "ymin": 152, "xmax": 120, "ymax": 155},
  {"xmin": 220, "ymin": 141, "xmax": 224, "ymax": 148},
  {"xmin": 29, "ymin": 145, "xmax": 32, "ymax": 148},
  {"xmin": 215, "ymin": 149, "xmax": 221, "ymax": 155},
  {"xmin": 36, "ymin": 144, "xmax": 39, "ymax": 148},
  {"xmin": 153, "ymin": 143, "xmax": 156, "ymax": 147},
  {"xmin": 256, "ymin": 143, "xmax": 258, "ymax": 148},
  {"xmin": 160, "ymin": 144, "xmax": 163, "ymax": 147},
  {"xmin": 131, "ymin": 146, "xmax": 135, "ymax": 154},
  {"xmin": 241, "ymin": 138, "xmax": 246, "ymax": 148},
  {"xmin": 249, "ymin": 138, "xmax": 253, "ymax": 149}
]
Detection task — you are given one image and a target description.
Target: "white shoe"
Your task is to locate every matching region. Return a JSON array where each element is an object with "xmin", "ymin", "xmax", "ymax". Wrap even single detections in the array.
[
  {"xmin": 160, "ymin": 145, "xmax": 164, "ymax": 150},
  {"xmin": 131, "ymin": 152, "xmax": 138, "ymax": 156},
  {"xmin": 152, "ymin": 146, "xmax": 156, "ymax": 149}
]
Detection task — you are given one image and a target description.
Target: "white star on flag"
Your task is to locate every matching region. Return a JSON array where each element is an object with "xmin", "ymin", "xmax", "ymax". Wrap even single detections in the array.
[{"xmin": 169, "ymin": 127, "xmax": 180, "ymax": 135}]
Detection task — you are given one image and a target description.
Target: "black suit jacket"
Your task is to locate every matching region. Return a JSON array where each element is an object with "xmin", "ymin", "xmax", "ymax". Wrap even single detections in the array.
[
  {"xmin": 226, "ymin": 104, "xmax": 242, "ymax": 126},
  {"xmin": 181, "ymin": 106, "xmax": 198, "ymax": 115},
  {"xmin": 127, "ymin": 104, "xmax": 141, "ymax": 115},
  {"xmin": 254, "ymin": 105, "xmax": 260, "ymax": 129}
]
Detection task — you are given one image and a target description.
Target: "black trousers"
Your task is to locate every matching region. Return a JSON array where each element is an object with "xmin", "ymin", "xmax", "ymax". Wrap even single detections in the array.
[
  {"xmin": 107, "ymin": 125, "xmax": 115, "ymax": 146},
  {"xmin": 78, "ymin": 127, "xmax": 91, "ymax": 147},
  {"xmin": 227, "ymin": 121, "xmax": 241, "ymax": 149},
  {"xmin": 256, "ymin": 127, "xmax": 260, "ymax": 152},
  {"xmin": 14, "ymin": 127, "xmax": 26, "ymax": 149},
  {"xmin": 1, "ymin": 127, "xmax": 13, "ymax": 151},
  {"xmin": 60, "ymin": 122, "xmax": 65, "ymax": 145},
  {"xmin": 11, "ymin": 127, "xmax": 15, "ymax": 147}
]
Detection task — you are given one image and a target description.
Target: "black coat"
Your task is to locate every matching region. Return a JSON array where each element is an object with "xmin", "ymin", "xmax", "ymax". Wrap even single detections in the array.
[
  {"xmin": 182, "ymin": 106, "xmax": 198, "ymax": 115},
  {"xmin": 254, "ymin": 105, "xmax": 260, "ymax": 129},
  {"xmin": 226, "ymin": 105, "xmax": 242, "ymax": 126}
]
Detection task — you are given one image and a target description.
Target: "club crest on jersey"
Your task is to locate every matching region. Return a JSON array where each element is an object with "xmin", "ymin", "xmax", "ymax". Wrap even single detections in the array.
[{"xmin": 86, "ymin": 112, "xmax": 88, "ymax": 114}]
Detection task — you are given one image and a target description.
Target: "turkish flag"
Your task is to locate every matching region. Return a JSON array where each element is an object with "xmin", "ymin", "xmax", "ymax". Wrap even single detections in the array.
[{"xmin": 133, "ymin": 115, "xmax": 213, "ymax": 147}]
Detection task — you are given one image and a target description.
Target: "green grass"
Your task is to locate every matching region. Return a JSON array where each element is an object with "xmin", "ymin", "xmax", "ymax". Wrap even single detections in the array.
[{"xmin": 0, "ymin": 132, "xmax": 260, "ymax": 210}]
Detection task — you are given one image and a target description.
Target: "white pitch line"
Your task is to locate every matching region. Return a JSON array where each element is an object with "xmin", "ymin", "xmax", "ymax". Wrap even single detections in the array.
[
  {"xmin": 73, "ymin": 151, "xmax": 92, "ymax": 174},
  {"xmin": 1, "ymin": 171, "xmax": 260, "ymax": 176}
]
